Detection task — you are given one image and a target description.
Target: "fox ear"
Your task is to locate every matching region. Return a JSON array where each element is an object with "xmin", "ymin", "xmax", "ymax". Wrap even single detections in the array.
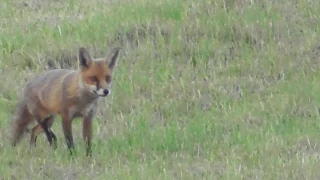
[
  {"xmin": 79, "ymin": 47, "xmax": 92, "ymax": 68},
  {"xmin": 105, "ymin": 47, "xmax": 121, "ymax": 70}
]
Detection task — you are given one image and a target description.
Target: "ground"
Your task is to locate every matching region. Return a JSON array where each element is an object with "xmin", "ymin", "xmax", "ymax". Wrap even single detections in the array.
[{"xmin": 1, "ymin": 0, "xmax": 320, "ymax": 179}]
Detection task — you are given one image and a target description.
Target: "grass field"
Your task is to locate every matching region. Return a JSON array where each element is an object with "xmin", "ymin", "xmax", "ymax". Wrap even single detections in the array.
[{"xmin": 1, "ymin": 0, "xmax": 320, "ymax": 179}]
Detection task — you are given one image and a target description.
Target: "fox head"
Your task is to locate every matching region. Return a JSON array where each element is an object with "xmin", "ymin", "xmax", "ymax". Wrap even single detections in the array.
[{"xmin": 78, "ymin": 47, "xmax": 121, "ymax": 97}]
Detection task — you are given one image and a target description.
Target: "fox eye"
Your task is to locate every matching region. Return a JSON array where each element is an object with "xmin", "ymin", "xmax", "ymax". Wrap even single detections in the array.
[
  {"xmin": 106, "ymin": 76, "xmax": 111, "ymax": 83},
  {"xmin": 89, "ymin": 76, "xmax": 98, "ymax": 82}
]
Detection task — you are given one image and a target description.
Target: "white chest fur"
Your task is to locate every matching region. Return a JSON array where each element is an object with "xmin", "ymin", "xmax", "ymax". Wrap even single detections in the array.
[{"xmin": 69, "ymin": 99, "xmax": 98, "ymax": 119}]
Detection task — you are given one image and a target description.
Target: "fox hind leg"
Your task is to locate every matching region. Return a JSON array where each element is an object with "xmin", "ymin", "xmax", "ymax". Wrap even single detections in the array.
[
  {"xmin": 30, "ymin": 115, "xmax": 57, "ymax": 149},
  {"xmin": 30, "ymin": 124, "xmax": 41, "ymax": 146},
  {"xmin": 41, "ymin": 115, "xmax": 57, "ymax": 149}
]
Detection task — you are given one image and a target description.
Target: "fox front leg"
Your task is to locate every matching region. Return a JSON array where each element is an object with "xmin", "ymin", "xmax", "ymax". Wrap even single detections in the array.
[
  {"xmin": 83, "ymin": 107, "xmax": 96, "ymax": 157},
  {"xmin": 62, "ymin": 116, "xmax": 75, "ymax": 156},
  {"xmin": 82, "ymin": 118, "xmax": 93, "ymax": 156}
]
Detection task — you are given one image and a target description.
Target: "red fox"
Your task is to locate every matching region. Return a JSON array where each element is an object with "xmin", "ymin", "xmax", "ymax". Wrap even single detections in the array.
[{"xmin": 10, "ymin": 47, "xmax": 121, "ymax": 156}]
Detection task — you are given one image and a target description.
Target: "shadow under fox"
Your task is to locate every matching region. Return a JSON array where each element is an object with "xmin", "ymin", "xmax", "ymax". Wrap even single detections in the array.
[{"xmin": 10, "ymin": 47, "xmax": 121, "ymax": 156}]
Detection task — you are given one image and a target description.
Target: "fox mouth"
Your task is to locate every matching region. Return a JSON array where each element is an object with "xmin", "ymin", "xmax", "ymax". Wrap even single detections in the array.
[
  {"xmin": 92, "ymin": 90, "xmax": 104, "ymax": 97},
  {"xmin": 93, "ymin": 91, "xmax": 107, "ymax": 97},
  {"xmin": 92, "ymin": 89, "xmax": 110, "ymax": 97},
  {"xmin": 92, "ymin": 90, "xmax": 99, "ymax": 96}
]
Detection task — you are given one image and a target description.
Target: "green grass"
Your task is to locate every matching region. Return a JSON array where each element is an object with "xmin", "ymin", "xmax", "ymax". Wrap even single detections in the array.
[{"xmin": 1, "ymin": 0, "xmax": 320, "ymax": 179}]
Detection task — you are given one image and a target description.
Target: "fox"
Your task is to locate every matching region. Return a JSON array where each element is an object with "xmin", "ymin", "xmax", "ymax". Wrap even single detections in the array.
[{"xmin": 10, "ymin": 46, "xmax": 121, "ymax": 156}]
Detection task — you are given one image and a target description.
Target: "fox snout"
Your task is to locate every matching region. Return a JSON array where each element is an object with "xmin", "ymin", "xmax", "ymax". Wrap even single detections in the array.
[
  {"xmin": 95, "ymin": 88, "xmax": 111, "ymax": 97},
  {"xmin": 103, "ymin": 89, "xmax": 110, "ymax": 96}
]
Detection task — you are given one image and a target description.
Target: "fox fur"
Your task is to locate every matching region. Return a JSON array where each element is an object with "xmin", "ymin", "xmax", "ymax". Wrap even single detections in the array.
[{"xmin": 10, "ymin": 47, "xmax": 121, "ymax": 156}]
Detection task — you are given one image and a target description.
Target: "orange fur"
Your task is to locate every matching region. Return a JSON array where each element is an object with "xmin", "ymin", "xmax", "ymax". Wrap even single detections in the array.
[{"xmin": 10, "ymin": 47, "xmax": 121, "ymax": 156}]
